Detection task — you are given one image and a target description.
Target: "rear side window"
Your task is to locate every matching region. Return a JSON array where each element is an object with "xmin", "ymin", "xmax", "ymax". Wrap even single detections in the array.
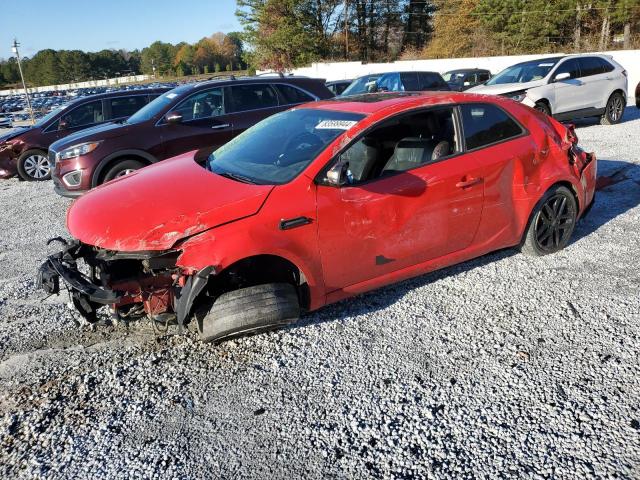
[
  {"xmin": 460, "ymin": 104, "xmax": 523, "ymax": 150},
  {"xmin": 60, "ymin": 100, "xmax": 104, "ymax": 128},
  {"xmin": 554, "ymin": 58, "xmax": 581, "ymax": 80},
  {"xmin": 419, "ymin": 73, "xmax": 447, "ymax": 89},
  {"xmin": 229, "ymin": 84, "xmax": 279, "ymax": 112},
  {"xmin": 400, "ymin": 72, "xmax": 420, "ymax": 91},
  {"xmin": 109, "ymin": 96, "xmax": 148, "ymax": 119},
  {"xmin": 579, "ymin": 57, "xmax": 606, "ymax": 77},
  {"xmin": 276, "ymin": 84, "xmax": 315, "ymax": 104},
  {"xmin": 598, "ymin": 58, "xmax": 615, "ymax": 73}
]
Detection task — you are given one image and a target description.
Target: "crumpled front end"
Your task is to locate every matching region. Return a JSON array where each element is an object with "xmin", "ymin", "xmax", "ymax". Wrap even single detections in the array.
[
  {"xmin": 38, "ymin": 240, "xmax": 212, "ymax": 329},
  {"xmin": 0, "ymin": 141, "xmax": 19, "ymax": 178}
]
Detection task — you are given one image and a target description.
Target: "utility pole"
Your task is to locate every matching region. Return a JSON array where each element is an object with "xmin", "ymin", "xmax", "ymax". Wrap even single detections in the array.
[
  {"xmin": 11, "ymin": 39, "xmax": 35, "ymax": 125},
  {"xmin": 344, "ymin": 0, "xmax": 349, "ymax": 60}
]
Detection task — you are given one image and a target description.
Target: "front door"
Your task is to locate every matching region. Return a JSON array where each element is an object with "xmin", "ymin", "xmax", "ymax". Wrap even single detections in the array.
[
  {"xmin": 315, "ymin": 107, "xmax": 484, "ymax": 291},
  {"xmin": 158, "ymin": 87, "xmax": 234, "ymax": 160}
]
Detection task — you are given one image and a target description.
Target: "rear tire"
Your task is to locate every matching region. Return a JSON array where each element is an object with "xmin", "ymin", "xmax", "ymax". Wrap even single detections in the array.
[
  {"xmin": 17, "ymin": 149, "xmax": 50, "ymax": 181},
  {"xmin": 521, "ymin": 185, "xmax": 578, "ymax": 256},
  {"xmin": 102, "ymin": 159, "xmax": 145, "ymax": 184},
  {"xmin": 600, "ymin": 92, "xmax": 625, "ymax": 125},
  {"xmin": 534, "ymin": 101, "xmax": 551, "ymax": 116},
  {"xmin": 199, "ymin": 283, "xmax": 300, "ymax": 343}
]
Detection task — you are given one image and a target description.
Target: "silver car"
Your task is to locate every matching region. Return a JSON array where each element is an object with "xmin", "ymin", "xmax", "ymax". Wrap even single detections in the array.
[{"xmin": 469, "ymin": 54, "xmax": 628, "ymax": 125}]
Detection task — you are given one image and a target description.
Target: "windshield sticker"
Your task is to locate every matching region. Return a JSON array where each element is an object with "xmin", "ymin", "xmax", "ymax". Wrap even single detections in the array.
[
  {"xmin": 165, "ymin": 93, "xmax": 178, "ymax": 99},
  {"xmin": 315, "ymin": 120, "xmax": 358, "ymax": 130},
  {"xmin": 538, "ymin": 63, "xmax": 554, "ymax": 67}
]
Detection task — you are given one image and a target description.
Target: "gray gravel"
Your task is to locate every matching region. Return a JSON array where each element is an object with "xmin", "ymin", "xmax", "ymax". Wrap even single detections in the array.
[{"xmin": 1, "ymin": 109, "xmax": 640, "ymax": 479}]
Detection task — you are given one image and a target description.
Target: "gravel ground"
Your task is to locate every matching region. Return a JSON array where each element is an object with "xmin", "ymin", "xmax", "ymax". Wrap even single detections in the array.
[{"xmin": 1, "ymin": 109, "xmax": 639, "ymax": 479}]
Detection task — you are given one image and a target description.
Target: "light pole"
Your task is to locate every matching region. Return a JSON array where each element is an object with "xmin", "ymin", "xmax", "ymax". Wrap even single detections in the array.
[{"xmin": 11, "ymin": 39, "xmax": 35, "ymax": 125}]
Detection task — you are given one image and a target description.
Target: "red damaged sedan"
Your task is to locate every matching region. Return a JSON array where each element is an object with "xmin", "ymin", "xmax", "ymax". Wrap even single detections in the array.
[{"xmin": 38, "ymin": 92, "xmax": 597, "ymax": 342}]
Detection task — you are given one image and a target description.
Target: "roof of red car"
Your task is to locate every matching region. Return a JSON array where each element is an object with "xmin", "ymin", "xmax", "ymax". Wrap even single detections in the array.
[{"xmin": 300, "ymin": 91, "xmax": 497, "ymax": 115}]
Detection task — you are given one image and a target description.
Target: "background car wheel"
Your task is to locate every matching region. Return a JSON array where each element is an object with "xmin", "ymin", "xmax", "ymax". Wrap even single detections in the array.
[
  {"xmin": 534, "ymin": 101, "xmax": 551, "ymax": 116},
  {"xmin": 521, "ymin": 185, "xmax": 578, "ymax": 256},
  {"xmin": 102, "ymin": 159, "xmax": 145, "ymax": 184},
  {"xmin": 600, "ymin": 92, "xmax": 625, "ymax": 125},
  {"xmin": 199, "ymin": 283, "xmax": 300, "ymax": 343},
  {"xmin": 17, "ymin": 149, "xmax": 50, "ymax": 181}
]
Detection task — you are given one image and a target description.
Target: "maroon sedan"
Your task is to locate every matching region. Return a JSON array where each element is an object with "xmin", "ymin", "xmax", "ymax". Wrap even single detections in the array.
[{"xmin": 0, "ymin": 88, "xmax": 168, "ymax": 181}]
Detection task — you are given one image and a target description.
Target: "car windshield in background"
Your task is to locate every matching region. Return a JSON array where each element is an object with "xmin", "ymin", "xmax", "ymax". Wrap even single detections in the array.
[
  {"xmin": 486, "ymin": 59, "xmax": 560, "ymax": 85},
  {"xmin": 126, "ymin": 92, "xmax": 175, "ymax": 124},
  {"xmin": 207, "ymin": 109, "xmax": 365, "ymax": 185},
  {"xmin": 341, "ymin": 75, "xmax": 380, "ymax": 96}
]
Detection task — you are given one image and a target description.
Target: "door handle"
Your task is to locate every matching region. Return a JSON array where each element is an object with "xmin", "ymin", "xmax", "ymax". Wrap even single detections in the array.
[
  {"xmin": 211, "ymin": 123, "xmax": 231, "ymax": 130},
  {"xmin": 456, "ymin": 177, "xmax": 482, "ymax": 188}
]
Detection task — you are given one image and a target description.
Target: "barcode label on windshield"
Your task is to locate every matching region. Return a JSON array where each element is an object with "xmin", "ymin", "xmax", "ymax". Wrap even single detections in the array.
[{"xmin": 316, "ymin": 120, "xmax": 358, "ymax": 130}]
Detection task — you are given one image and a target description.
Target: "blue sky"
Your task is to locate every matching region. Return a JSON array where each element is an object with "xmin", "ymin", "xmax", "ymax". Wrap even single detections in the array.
[{"xmin": 0, "ymin": 0, "xmax": 241, "ymax": 59}]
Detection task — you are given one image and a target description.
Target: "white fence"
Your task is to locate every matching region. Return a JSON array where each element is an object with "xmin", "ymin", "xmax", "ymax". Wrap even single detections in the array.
[
  {"xmin": 271, "ymin": 49, "xmax": 640, "ymax": 104},
  {"xmin": 0, "ymin": 74, "xmax": 152, "ymax": 97}
]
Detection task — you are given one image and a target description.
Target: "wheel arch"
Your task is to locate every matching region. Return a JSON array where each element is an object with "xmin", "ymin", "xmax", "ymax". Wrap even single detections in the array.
[
  {"xmin": 520, "ymin": 179, "xmax": 580, "ymax": 246},
  {"xmin": 198, "ymin": 254, "xmax": 311, "ymax": 311},
  {"xmin": 92, "ymin": 149, "xmax": 157, "ymax": 187}
]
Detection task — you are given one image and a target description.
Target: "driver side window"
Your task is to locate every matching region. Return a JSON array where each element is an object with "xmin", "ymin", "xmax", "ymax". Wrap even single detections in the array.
[
  {"xmin": 171, "ymin": 88, "xmax": 225, "ymax": 122},
  {"xmin": 553, "ymin": 59, "xmax": 581, "ymax": 80},
  {"xmin": 337, "ymin": 107, "xmax": 460, "ymax": 185}
]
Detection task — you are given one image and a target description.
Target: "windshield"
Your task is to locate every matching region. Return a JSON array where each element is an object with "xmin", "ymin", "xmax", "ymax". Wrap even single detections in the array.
[
  {"xmin": 126, "ymin": 91, "xmax": 176, "ymax": 124},
  {"xmin": 341, "ymin": 75, "xmax": 380, "ymax": 96},
  {"xmin": 207, "ymin": 108, "xmax": 365, "ymax": 185},
  {"xmin": 486, "ymin": 59, "xmax": 559, "ymax": 85}
]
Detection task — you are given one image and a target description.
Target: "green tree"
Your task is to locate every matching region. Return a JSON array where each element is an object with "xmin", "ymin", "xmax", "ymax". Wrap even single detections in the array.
[{"xmin": 237, "ymin": 0, "xmax": 324, "ymax": 70}]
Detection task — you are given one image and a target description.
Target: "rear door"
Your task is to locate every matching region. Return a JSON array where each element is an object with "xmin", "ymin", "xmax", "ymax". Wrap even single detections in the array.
[
  {"xmin": 549, "ymin": 58, "xmax": 583, "ymax": 114},
  {"xmin": 577, "ymin": 57, "xmax": 613, "ymax": 110},
  {"xmin": 226, "ymin": 83, "xmax": 284, "ymax": 136},
  {"xmin": 158, "ymin": 86, "xmax": 234, "ymax": 159},
  {"xmin": 104, "ymin": 95, "xmax": 149, "ymax": 123}
]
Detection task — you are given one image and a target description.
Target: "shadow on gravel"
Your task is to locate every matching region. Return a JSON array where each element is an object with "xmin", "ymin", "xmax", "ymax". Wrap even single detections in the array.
[
  {"xmin": 573, "ymin": 159, "xmax": 640, "ymax": 241},
  {"xmin": 572, "ymin": 106, "xmax": 640, "ymax": 128}
]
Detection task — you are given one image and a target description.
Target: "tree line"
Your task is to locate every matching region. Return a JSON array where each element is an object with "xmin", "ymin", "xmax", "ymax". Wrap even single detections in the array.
[
  {"xmin": 237, "ymin": 0, "xmax": 640, "ymax": 69},
  {"xmin": 2, "ymin": 1, "xmax": 638, "ymax": 87},
  {"xmin": 0, "ymin": 32, "xmax": 245, "ymax": 88}
]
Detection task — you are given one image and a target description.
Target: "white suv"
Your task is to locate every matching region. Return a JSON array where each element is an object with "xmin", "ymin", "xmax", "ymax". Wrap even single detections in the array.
[{"xmin": 469, "ymin": 54, "xmax": 628, "ymax": 125}]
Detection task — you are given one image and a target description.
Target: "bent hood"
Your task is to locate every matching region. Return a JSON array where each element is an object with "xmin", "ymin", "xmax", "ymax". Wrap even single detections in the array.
[
  {"xmin": 467, "ymin": 79, "xmax": 546, "ymax": 96},
  {"xmin": 67, "ymin": 151, "xmax": 274, "ymax": 251}
]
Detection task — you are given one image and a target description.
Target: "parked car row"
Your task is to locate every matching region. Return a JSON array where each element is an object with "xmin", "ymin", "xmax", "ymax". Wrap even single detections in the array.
[
  {"xmin": 329, "ymin": 53, "xmax": 631, "ymax": 126},
  {"xmin": 0, "ymin": 88, "xmax": 170, "ymax": 180}
]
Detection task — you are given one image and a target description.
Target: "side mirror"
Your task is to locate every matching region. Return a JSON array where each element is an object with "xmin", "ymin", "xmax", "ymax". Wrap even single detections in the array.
[
  {"xmin": 325, "ymin": 161, "xmax": 349, "ymax": 187},
  {"xmin": 165, "ymin": 112, "xmax": 183, "ymax": 124},
  {"xmin": 554, "ymin": 72, "xmax": 571, "ymax": 82}
]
